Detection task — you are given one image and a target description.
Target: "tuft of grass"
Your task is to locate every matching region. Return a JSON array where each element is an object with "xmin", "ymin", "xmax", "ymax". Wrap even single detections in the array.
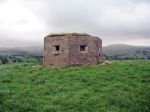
[{"xmin": 0, "ymin": 60, "xmax": 150, "ymax": 112}]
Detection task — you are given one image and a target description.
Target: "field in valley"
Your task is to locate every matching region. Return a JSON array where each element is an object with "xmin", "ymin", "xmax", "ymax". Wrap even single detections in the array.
[{"xmin": 0, "ymin": 60, "xmax": 150, "ymax": 112}]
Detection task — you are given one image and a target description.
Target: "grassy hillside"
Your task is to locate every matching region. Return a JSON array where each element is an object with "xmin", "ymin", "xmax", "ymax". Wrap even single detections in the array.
[
  {"xmin": 103, "ymin": 45, "xmax": 150, "ymax": 60},
  {"xmin": 103, "ymin": 49, "xmax": 150, "ymax": 60},
  {"xmin": 0, "ymin": 50, "xmax": 43, "ymax": 63},
  {"xmin": 0, "ymin": 61, "xmax": 150, "ymax": 112}
]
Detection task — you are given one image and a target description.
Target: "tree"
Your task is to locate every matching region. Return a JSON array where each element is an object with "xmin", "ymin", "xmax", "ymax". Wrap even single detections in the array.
[{"xmin": 1, "ymin": 56, "xmax": 8, "ymax": 64}]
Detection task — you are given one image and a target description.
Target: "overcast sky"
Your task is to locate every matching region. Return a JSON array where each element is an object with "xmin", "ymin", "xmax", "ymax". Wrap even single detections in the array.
[{"xmin": 0, "ymin": 0, "xmax": 150, "ymax": 47}]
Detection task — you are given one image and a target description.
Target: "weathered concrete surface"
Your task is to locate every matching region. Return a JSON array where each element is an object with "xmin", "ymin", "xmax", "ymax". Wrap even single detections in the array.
[{"xmin": 43, "ymin": 33, "xmax": 102, "ymax": 67}]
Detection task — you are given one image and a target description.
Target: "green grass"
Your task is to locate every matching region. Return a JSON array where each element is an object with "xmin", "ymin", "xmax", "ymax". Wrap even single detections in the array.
[{"xmin": 0, "ymin": 61, "xmax": 150, "ymax": 112}]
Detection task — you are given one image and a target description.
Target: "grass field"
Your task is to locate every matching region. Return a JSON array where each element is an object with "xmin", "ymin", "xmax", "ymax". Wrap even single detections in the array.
[{"xmin": 0, "ymin": 61, "xmax": 150, "ymax": 112}]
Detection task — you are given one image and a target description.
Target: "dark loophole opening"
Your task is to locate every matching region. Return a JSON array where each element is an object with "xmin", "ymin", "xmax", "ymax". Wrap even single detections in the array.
[
  {"xmin": 80, "ymin": 45, "xmax": 86, "ymax": 51},
  {"xmin": 55, "ymin": 45, "xmax": 60, "ymax": 51}
]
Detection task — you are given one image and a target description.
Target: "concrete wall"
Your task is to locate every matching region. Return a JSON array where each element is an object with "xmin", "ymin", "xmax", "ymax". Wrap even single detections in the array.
[
  {"xmin": 68, "ymin": 35, "xmax": 102, "ymax": 65},
  {"xmin": 43, "ymin": 34, "xmax": 102, "ymax": 67},
  {"xmin": 43, "ymin": 36, "xmax": 69, "ymax": 67}
]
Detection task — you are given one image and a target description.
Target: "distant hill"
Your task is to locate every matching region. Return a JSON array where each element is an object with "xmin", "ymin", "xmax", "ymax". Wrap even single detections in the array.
[
  {"xmin": 0, "ymin": 45, "xmax": 43, "ymax": 62},
  {"xmin": 0, "ymin": 45, "xmax": 43, "ymax": 52},
  {"xmin": 1, "ymin": 44, "xmax": 150, "ymax": 60},
  {"xmin": 0, "ymin": 47, "xmax": 19, "ymax": 51},
  {"xmin": 103, "ymin": 44, "xmax": 149, "ymax": 51},
  {"xmin": 2, "ymin": 44, "xmax": 147, "ymax": 53},
  {"xmin": 18, "ymin": 46, "xmax": 43, "ymax": 52},
  {"xmin": 103, "ymin": 44, "xmax": 150, "ymax": 60}
]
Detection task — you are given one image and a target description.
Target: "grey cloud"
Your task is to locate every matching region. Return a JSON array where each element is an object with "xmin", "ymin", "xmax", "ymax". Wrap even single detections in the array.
[
  {"xmin": 37, "ymin": 0, "xmax": 150, "ymax": 38},
  {"xmin": 0, "ymin": 0, "xmax": 5, "ymax": 3},
  {"xmin": 0, "ymin": 0, "xmax": 150, "ymax": 47}
]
